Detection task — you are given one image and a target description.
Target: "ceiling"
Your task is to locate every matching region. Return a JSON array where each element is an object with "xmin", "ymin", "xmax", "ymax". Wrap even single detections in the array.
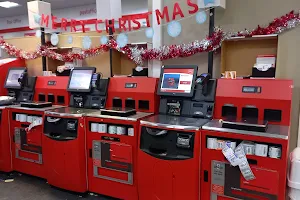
[
  {"xmin": 0, "ymin": 0, "xmax": 148, "ymax": 18},
  {"xmin": 0, "ymin": 0, "xmax": 96, "ymax": 18}
]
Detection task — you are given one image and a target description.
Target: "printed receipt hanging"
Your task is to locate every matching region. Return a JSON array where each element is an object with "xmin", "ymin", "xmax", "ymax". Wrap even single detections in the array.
[
  {"xmin": 26, "ymin": 118, "xmax": 43, "ymax": 132},
  {"xmin": 222, "ymin": 142, "xmax": 256, "ymax": 181}
]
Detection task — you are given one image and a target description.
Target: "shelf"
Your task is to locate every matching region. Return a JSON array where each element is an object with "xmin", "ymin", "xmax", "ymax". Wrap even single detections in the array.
[
  {"xmin": 221, "ymin": 36, "xmax": 278, "ymax": 77},
  {"xmin": 227, "ymin": 34, "xmax": 278, "ymax": 41},
  {"xmin": 205, "ymin": 148, "xmax": 283, "ymax": 161},
  {"xmin": 48, "ymin": 47, "xmax": 80, "ymax": 50}
]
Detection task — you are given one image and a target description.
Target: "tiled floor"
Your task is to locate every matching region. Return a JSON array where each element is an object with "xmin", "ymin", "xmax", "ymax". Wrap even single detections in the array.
[{"xmin": 0, "ymin": 173, "xmax": 116, "ymax": 200}]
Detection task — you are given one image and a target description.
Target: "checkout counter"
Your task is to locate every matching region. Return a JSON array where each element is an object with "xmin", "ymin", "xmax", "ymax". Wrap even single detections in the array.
[
  {"xmin": 85, "ymin": 77, "xmax": 158, "ymax": 200},
  {"xmin": 43, "ymin": 67, "xmax": 109, "ymax": 193},
  {"xmin": 200, "ymin": 79, "xmax": 292, "ymax": 200},
  {"xmin": 8, "ymin": 74, "xmax": 69, "ymax": 179},
  {"xmin": 137, "ymin": 65, "xmax": 217, "ymax": 200},
  {"xmin": 0, "ymin": 67, "xmax": 36, "ymax": 173}
]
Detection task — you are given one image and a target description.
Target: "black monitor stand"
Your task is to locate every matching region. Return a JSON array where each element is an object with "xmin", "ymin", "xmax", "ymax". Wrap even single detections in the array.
[
  {"xmin": 70, "ymin": 94, "xmax": 85, "ymax": 108},
  {"xmin": 69, "ymin": 78, "xmax": 109, "ymax": 109},
  {"xmin": 159, "ymin": 79, "xmax": 217, "ymax": 119},
  {"xmin": 8, "ymin": 77, "xmax": 37, "ymax": 103}
]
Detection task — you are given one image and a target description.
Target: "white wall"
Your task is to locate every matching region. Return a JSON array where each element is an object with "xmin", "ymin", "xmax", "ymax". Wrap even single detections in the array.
[{"xmin": 122, "ymin": 0, "xmax": 148, "ymax": 15}]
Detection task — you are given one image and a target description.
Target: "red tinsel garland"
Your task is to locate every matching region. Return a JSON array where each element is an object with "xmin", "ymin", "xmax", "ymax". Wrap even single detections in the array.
[{"xmin": 0, "ymin": 11, "xmax": 299, "ymax": 65}]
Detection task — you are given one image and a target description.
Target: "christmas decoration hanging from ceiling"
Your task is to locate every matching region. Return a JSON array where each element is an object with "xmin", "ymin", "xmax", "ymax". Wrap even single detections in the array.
[{"xmin": 0, "ymin": 11, "xmax": 299, "ymax": 65}]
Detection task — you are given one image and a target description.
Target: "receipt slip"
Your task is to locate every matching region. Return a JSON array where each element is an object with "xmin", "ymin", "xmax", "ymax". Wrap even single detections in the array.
[
  {"xmin": 222, "ymin": 144, "xmax": 240, "ymax": 167},
  {"xmin": 26, "ymin": 117, "xmax": 43, "ymax": 132},
  {"xmin": 235, "ymin": 144, "xmax": 256, "ymax": 181},
  {"xmin": 222, "ymin": 142, "xmax": 256, "ymax": 181}
]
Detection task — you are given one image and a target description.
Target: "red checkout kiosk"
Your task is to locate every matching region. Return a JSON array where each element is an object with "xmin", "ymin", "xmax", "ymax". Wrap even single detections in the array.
[
  {"xmin": 85, "ymin": 77, "xmax": 158, "ymax": 200},
  {"xmin": 0, "ymin": 67, "xmax": 36, "ymax": 174},
  {"xmin": 200, "ymin": 79, "xmax": 292, "ymax": 200},
  {"xmin": 43, "ymin": 67, "xmax": 109, "ymax": 193},
  {"xmin": 137, "ymin": 65, "xmax": 217, "ymax": 200},
  {"xmin": 7, "ymin": 68, "xmax": 69, "ymax": 178}
]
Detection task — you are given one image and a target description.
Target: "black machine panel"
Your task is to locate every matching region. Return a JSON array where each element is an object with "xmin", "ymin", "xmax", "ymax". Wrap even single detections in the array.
[
  {"xmin": 211, "ymin": 161, "xmax": 278, "ymax": 200},
  {"xmin": 140, "ymin": 126, "xmax": 195, "ymax": 160},
  {"xmin": 15, "ymin": 127, "xmax": 42, "ymax": 154},
  {"xmin": 100, "ymin": 142, "xmax": 132, "ymax": 173},
  {"xmin": 193, "ymin": 79, "xmax": 217, "ymax": 102},
  {"xmin": 43, "ymin": 116, "xmax": 78, "ymax": 141},
  {"xmin": 69, "ymin": 78, "xmax": 109, "ymax": 109},
  {"xmin": 5, "ymin": 68, "xmax": 36, "ymax": 102},
  {"xmin": 20, "ymin": 102, "xmax": 52, "ymax": 108},
  {"xmin": 10, "ymin": 77, "xmax": 36, "ymax": 102},
  {"xmin": 159, "ymin": 79, "xmax": 217, "ymax": 118},
  {"xmin": 101, "ymin": 107, "xmax": 137, "ymax": 117}
]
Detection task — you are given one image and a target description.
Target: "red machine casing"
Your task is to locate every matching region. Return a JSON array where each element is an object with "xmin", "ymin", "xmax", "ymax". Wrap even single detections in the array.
[
  {"xmin": 137, "ymin": 125, "xmax": 201, "ymax": 200},
  {"xmin": 201, "ymin": 79, "xmax": 292, "ymax": 200},
  {"xmin": 0, "ymin": 107, "xmax": 13, "ymax": 172},
  {"xmin": 43, "ymin": 114, "xmax": 87, "ymax": 193},
  {"xmin": 0, "ymin": 58, "xmax": 25, "ymax": 96},
  {"xmin": 86, "ymin": 117, "xmax": 143, "ymax": 200},
  {"xmin": 86, "ymin": 77, "xmax": 158, "ymax": 199},
  {"xmin": 9, "ymin": 107, "xmax": 45, "ymax": 178},
  {"xmin": 106, "ymin": 77, "xmax": 159, "ymax": 113},
  {"xmin": 7, "ymin": 76, "xmax": 70, "ymax": 178},
  {"xmin": 214, "ymin": 79, "xmax": 292, "ymax": 125},
  {"xmin": 201, "ymin": 130, "xmax": 288, "ymax": 200},
  {"xmin": 34, "ymin": 76, "xmax": 70, "ymax": 106}
]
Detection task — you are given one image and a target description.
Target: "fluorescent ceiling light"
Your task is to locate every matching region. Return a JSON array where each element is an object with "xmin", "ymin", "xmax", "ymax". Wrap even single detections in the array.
[{"xmin": 0, "ymin": 1, "xmax": 20, "ymax": 8}]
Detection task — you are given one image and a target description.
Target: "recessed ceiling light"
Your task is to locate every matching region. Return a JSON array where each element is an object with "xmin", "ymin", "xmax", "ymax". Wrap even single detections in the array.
[{"xmin": 0, "ymin": 1, "xmax": 20, "ymax": 8}]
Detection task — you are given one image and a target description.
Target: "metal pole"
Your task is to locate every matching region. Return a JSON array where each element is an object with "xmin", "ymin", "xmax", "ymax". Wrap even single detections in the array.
[
  {"xmin": 41, "ymin": 27, "xmax": 47, "ymax": 71},
  {"xmin": 39, "ymin": 0, "xmax": 47, "ymax": 72},
  {"xmin": 109, "ymin": 20, "xmax": 113, "ymax": 77},
  {"xmin": 208, "ymin": 8, "xmax": 215, "ymax": 76}
]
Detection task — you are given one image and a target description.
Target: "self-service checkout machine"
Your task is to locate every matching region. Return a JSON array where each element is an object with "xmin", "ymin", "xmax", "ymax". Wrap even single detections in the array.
[
  {"xmin": 137, "ymin": 65, "xmax": 217, "ymax": 200},
  {"xmin": 200, "ymin": 79, "xmax": 292, "ymax": 200},
  {"xmin": 43, "ymin": 67, "xmax": 109, "ymax": 193},
  {"xmin": 85, "ymin": 77, "xmax": 159, "ymax": 200},
  {"xmin": 9, "ymin": 75, "xmax": 68, "ymax": 178},
  {"xmin": 0, "ymin": 67, "xmax": 36, "ymax": 173}
]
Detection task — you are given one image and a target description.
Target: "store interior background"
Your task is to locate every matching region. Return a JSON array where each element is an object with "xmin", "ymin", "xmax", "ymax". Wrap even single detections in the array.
[{"xmin": 0, "ymin": 0, "xmax": 299, "ymax": 151}]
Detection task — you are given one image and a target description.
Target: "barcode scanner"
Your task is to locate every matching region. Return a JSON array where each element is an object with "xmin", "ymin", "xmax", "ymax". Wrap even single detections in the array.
[
  {"xmin": 195, "ymin": 73, "xmax": 211, "ymax": 95},
  {"xmin": 18, "ymin": 69, "xmax": 28, "ymax": 88},
  {"xmin": 196, "ymin": 73, "xmax": 211, "ymax": 85}
]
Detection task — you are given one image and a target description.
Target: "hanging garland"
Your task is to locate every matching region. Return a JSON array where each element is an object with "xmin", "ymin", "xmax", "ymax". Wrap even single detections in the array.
[{"xmin": 0, "ymin": 11, "xmax": 299, "ymax": 65}]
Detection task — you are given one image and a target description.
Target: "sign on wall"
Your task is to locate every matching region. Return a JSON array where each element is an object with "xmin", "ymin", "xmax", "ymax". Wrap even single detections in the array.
[
  {"xmin": 27, "ymin": 1, "xmax": 51, "ymax": 29},
  {"xmin": 36, "ymin": 0, "xmax": 212, "ymax": 34}
]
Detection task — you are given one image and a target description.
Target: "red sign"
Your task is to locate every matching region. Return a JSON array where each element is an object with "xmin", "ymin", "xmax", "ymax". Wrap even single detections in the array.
[
  {"xmin": 24, "ymin": 33, "xmax": 35, "ymax": 36},
  {"xmin": 212, "ymin": 184, "xmax": 224, "ymax": 195},
  {"xmin": 180, "ymin": 81, "xmax": 191, "ymax": 85},
  {"xmin": 40, "ymin": 0, "xmax": 200, "ymax": 33}
]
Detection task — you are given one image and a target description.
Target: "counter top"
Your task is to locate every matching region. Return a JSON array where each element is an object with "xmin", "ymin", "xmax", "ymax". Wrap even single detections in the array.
[
  {"xmin": 202, "ymin": 120, "xmax": 289, "ymax": 140},
  {"xmin": 45, "ymin": 107, "xmax": 97, "ymax": 117},
  {"xmin": 10, "ymin": 105, "xmax": 65, "ymax": 112},
  {"xmin": 86, "ymin": 111, "xmax": 153, "ymax": 122},
  {"xmin": 140, "ymin": 115, "xmax": 210, "ymax": 131},
  {"xmin": 0, "ymin": 105, "xmax": 13, "ymax": 109}
]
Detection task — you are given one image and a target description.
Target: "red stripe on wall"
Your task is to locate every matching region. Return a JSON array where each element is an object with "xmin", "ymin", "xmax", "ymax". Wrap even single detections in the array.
[{"xmin": 0, "ymin": 26, "xmax": 33, "ymax": 34}]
